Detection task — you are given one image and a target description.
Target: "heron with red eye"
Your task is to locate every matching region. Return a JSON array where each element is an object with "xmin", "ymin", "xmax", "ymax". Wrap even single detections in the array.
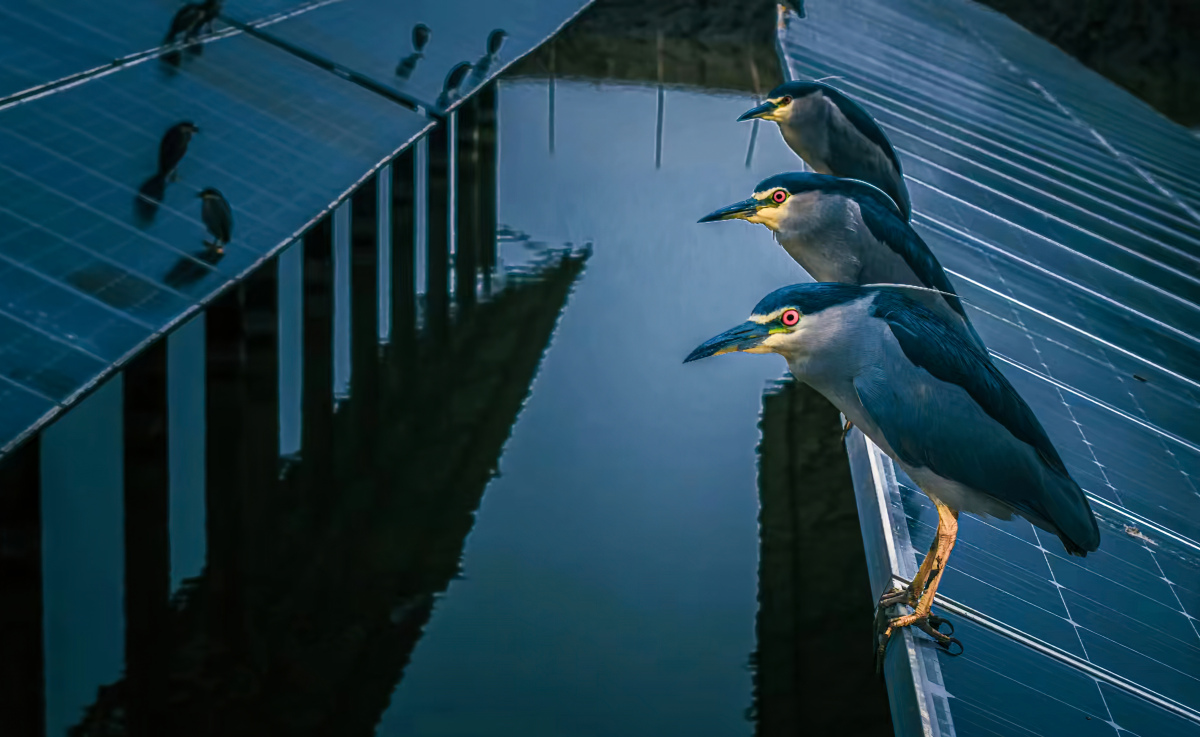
[{"xmin": 780, "ymin": 309, "xmax": 800, "ymax": 326}]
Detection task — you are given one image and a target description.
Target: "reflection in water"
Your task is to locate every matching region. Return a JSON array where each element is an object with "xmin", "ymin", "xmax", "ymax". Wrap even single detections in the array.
[
  {"xmin": 752, "ymin": 379, "xmax": 891, "ymax": 735},
  {"xmin": 64, "ymin": 249, "xmax": 587, "ymax": 735}
]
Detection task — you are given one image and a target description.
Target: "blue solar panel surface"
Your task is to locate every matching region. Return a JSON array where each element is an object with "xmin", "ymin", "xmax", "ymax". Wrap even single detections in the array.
[
  {"xmin": 236, "ymin": 0, "xmax": 590, "ymax": 112},
  {"xmin": 780, "ymin": 1, "xmax": 1200, "ymax": 735},
  {"xmin": 0, "ymin": 29, "xmax": 433, "ymax": 454}
]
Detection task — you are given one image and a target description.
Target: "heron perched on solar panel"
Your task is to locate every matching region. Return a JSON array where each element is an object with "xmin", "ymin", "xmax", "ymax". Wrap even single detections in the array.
[
  {"xmin": 738, "ymin": 80, "xmax": 911, "ymax": 221},
  {"xmin": 699, "ymin": 172, "xmax": 983, "ymax": 351},
  {"xmin": 158, "ymin": 121, "xmax": 199, "ymax": 182},
  {"xmin": 198, "ymin": 187, "xmax": 232, "ymax": 253},
  {"xmin": 164, "ymin": 0, "xmax": 222, "ymax": 45},
  {"xmin": 684, "ymin": 282, "xmax": 1101, "ymax": 666},
  {"xmin": 396, "ymin": 23, "xmax": 432, "ymax": 79}
]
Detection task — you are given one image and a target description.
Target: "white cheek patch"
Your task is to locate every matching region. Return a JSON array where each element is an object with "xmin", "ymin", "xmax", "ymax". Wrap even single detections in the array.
[{"xmin": 749, "ymin": 308, "xmax": 789, "ymax": 325}]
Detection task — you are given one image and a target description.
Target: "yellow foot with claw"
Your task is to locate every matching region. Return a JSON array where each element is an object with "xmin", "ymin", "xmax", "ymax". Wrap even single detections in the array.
[{"xmin": 874, "ymin": 612, "xmax": 961, "ymax": 674}]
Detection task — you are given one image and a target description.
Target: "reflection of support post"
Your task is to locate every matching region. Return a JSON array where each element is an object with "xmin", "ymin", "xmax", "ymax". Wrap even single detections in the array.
[
  {"xmin": 205, "ymin": 285, "xmax": 248, "ymax": 652},
  {"xmin": 477, "ymin": 84, "xmax": 499, "ymax": 295},
  {"xmin": 123, "ymin": 342, "xmax": 170, "ymax": 736},
  {"xmin": 168, "ymin": 315, "xmax": 207, "ymax": 589},
  {"xmin": 303, "ymin": 218, "xmax": 334, "ymax": 466},
  {"xmin": 351, "ymin": 179, "xmax": 380, "ymax": 434},
  {"xmin": 0, "ymin": 438, "xmax": 43, "ymax": 737},
  {"xmin": 548, "ymin": 40, "xmax": 556, "ymax": 155},
  {"xmin": 391, "ymin": 151, "xmax": 417, "ymax": 351},
  {"xmin": 456, "ymin": 95, "xmax": 481, "ymax": 312},
  {"xmin": 656, "ymin": 30, "xmax": 665, "ymax": 170},
  {"xmin": 753, "ymin": 379, "xmax": 891, "ymax": 736},
  {"xmin": 333, "ymin": 201, "xmax": 353, "ymax": 402},
  {"xmin": 426, "ymin": 123, "xmax": 451, "ymax": 339},
  {"xmin": 41, "ymin": 377, "xmax": 125, "ymax": 737},
  {"xmin": 377, "ymin": 163, "xmax": 393, "ymax": 344},
  {"xmin": 278, "ymin": 246, "xmax": 303, "ymax": 459}
]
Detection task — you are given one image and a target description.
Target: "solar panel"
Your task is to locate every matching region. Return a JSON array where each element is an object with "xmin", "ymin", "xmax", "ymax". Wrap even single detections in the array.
[
  {"xmin": 0, "ymin": 30, "xmax": 432, "ymax": 454},
  {"xmin": 779, "ymin": 2, "xmax": 1200, "ymax": 735},
  {"xmin": 232, "ymin": 0, "xmax": 592, "ymax": 113}
]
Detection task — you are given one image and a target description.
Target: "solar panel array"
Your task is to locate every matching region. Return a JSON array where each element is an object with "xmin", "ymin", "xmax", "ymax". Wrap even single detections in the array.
[
  {"xmin": 779, "ymin": 2, "xmax": 1200, "ymax": 736},
  {"xmin": 0, "ymin": 0, "xmax": 591, "ymax": 457}
]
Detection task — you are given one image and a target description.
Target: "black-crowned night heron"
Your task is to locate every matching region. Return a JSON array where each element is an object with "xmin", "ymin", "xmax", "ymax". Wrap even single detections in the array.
[
  {"xmin": 198, "ymin": 187, "xmax": 232, "ymax": 253},
  {"xmin": 738, "ymin": 81, "xmax": 911, "ymax": 221},
  {"xmin": 699, "ymin": 172, "xmax": 982, "ymax": 351},
  {"xmin": 684, "ymin": 283, "xmax": 1100, "ymax": 665},
  {"xmin": 158, "ymin": 121, "xmax": 199, "ymax": 181}
]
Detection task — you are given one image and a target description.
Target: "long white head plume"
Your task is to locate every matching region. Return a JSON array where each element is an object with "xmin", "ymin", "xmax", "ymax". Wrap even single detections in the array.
[{"xmin": 863, "ymin": 283, "xmax": 968, "ymax": 304}]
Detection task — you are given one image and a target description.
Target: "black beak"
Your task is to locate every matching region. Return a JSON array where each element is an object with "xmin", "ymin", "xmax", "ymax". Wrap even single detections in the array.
[
  {"xmin": 684, "ymin": 321, "xmax": 771, "ymax": 363},
  {"xmin": 698, "ymin": 198, "xmax": 760, "ymax": 223},
  {"xmin": 737, "ymin": 100, "xmax": 777, "ymax": 122}
]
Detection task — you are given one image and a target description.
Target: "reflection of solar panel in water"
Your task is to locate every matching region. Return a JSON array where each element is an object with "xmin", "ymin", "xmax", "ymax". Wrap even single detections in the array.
[
  {"xmin": 0, "ymin": 31, "xmax": 432, "ymax": 454},
  {"xmin": 779, "ymin": 2, "xmax": 1200, "ymax": 735}
]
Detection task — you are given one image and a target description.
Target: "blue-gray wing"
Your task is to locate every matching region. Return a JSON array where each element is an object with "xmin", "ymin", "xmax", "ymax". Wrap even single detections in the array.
[
  {"xmin": 854, "ymin": 185, "xmax": 966, "ymax": 321},
  {"xmin": 821, "ymin": 88, "xmax": 912, "ymax": 220},
  {"xmin": 858, "ymin": 293, "xmax": 1100, "ymax": 554}
]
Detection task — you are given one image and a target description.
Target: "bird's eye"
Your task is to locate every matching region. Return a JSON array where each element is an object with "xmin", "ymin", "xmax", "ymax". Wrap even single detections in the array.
[
  {"xmin": 772, "ymin": 190, "xmax": 788, "ymax": 204},
  {"xmin": 779, "ymin": 96, "xmax": 792, "ymax": 106},
  {"xmin": 781, "ymin": 309, "xmax": 800, "ymax": 326}
]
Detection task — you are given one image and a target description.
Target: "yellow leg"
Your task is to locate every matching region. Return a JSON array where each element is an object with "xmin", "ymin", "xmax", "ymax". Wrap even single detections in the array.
[
  {"xmin": 776, "ymin": 4, "xmax": 788, "ymax": 32},
  {"xmin": 878, "ymin": 527, "xmax": 938, "ymax": 609},
  {"xmin": 876, "ymin": 501, "xmax": 961, "ymax": 670},
  {"xmin": 840, "ymin": 418, "xmax": 854, "ymax": 442}
]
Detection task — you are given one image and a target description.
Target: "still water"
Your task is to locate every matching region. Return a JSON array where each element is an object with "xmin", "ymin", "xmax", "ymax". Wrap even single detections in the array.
[
  {"xmin": 13, "ymin": 66, "xmax": 850, "ymax": 737},
  {"xmin": 378, "ymin": 80, "xmax": 803, "ymax": 734}
]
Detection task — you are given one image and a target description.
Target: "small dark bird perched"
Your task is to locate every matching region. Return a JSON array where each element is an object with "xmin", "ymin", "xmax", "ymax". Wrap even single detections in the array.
[
  {"xmin": 162, "ymin": 0, "xmax": 222, "ymax": 64},
  {"xmin": 413, "ymin": 23, "xmax": 431, "ymax": 53},
  {"xmin": 395, "ymin": 23, "xmax": 432, "ymax": 79},
  {"xmin": 738, "ymin": 80, "xmax": 911, "ymax": 221},
  {"xmin": 158, "ymin": 121, "xmax": 200, "ymax": 181},
  {"xmin": 198, "ymin": 187, "xmax": 232, "ymax": 253},
  {"xmin": 486, "ymin": 28, "xmax": 507, "ymax": 57},
  {"xmin": 437, "ymin": 61, "xmax": 473, "ymax": 108}
]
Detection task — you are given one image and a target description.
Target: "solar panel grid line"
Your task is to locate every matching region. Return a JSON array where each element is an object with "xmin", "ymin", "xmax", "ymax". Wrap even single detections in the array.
[
  {"xmin": 883, "ymin": 127, "xmax": 1200, "ymax": 275},
  {"xmin": 918, "ymin": 215, "xmax": 1200, "ymax": 350},
  {"xmin": 0, "ymin": 157, "xmax": 234, "ymax": 275},
  {"xmin": 779, "ymin": 20, "xmax": 1195, "ymax": 205},
  {"xmin": 782, "ymin": 52, "xmax": 1197, "ymax": 234},
  {"xmin": 949, "ymin": 238, "xmax": 1200, "ymax": 398},
  {"xmin": 781, "ymin": 3, "xmax": 1200, "ymax": 734},
  {"xmin": 900, "ymin": 176, "xmax": 1200, "ymax": 326},
  {"xmin": 953, "ymin": 20, "xmax": 1200, "ymax": 229},
  {"xmin": 948, "ymin": 2, "xmax": 1200, "ymax": 184},
  {"xmin": 0, "ymin": 0, "xmax": 338, "ymax": 111},
  {"xmin": 0, "ymin": 204, "xmax": 200, "ymax": 305},
  {"xmin": 986, "ymin": 351, "xmax": 1200, "ymax": 456}
]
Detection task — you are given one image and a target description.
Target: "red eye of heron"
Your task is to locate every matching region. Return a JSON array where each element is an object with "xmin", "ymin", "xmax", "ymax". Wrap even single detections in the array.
[
  {"xmin": 772, "ymin": 189, "xmax": 788, "ymax": 204},
  {"xmin": 781, "ymin": 309, "xmax": 800, "ymax": 326},
  {"xmin": 779, "ymin": 95, "xmax": 792, "ymax": 105}
]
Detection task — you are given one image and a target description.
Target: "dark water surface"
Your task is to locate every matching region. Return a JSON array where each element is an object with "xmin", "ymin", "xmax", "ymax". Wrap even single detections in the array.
[{"xmin": 376, "ymin": 80, "xmax": 802, "ymax": 735}]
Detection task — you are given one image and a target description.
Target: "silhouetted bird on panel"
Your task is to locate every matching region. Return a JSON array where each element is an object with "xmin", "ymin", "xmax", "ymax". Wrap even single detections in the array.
[
  {"xmin": 437, "ymin": 61, "xmax": 473, "ymax": 108},
  {"xmin": 163, "ymin": 0, "xmax": 222, "ymax": 64},
  {"xmin": 739, "ymin": 80, "xmax": 911, "ymax": 220},
  {"xmin": 198, "ymin": 187, "xmax": 232, "ymax": 253},
  {"xmin": 158, "ymin": 121, "xmax": 200, "ymax": 182}
]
